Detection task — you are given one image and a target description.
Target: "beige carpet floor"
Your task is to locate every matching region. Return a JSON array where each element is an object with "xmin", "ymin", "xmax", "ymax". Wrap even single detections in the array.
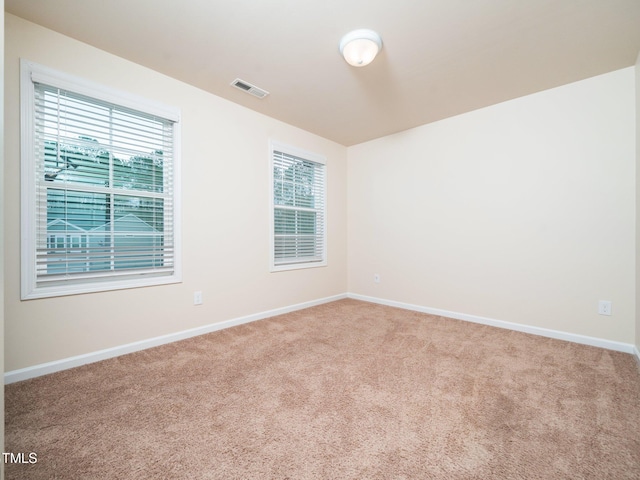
[{"xmin": 5, "ymin": 299, "xmax": 640, "ymax": 479}]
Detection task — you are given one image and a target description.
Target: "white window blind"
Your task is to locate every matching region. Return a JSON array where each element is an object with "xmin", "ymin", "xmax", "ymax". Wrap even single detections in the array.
[
  {"xmin": 21, "ymin": 60, "xmax": 181, "ymax": 299},
  {"xmin": 271, "ymin": 143, "xmax": 326, "ymax": 270}
]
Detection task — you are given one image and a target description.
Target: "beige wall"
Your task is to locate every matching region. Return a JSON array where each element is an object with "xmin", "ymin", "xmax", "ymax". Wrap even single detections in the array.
[
  {"xmin": 4, "ymin": 15, "xmax": 348, "ymax": 371},
  {"xmin": 636, "ymin": 52, "xmax": 640, "ymax": 353},
  {"xmin": 1, "ymin": 2, "xmax": 5, "ymax": 475},
  {"xmin": 348, "ymin": 67, "xmax": 636, "ymax": 344}
]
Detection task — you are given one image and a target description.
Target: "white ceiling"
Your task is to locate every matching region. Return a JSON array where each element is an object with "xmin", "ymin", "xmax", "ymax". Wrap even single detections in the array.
[{"xmin": 6, "ymin": 0, "xmax": 640, "ymax": 146}]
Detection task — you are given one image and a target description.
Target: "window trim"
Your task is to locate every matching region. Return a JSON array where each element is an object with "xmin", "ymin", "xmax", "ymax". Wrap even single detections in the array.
[
  {"xmin": 269, "ymin": 140, "xmax": 327, "ymax": 272},
  {"xmin": 20, "ymin": 59, "xmax": 182, "ymax": 299}
]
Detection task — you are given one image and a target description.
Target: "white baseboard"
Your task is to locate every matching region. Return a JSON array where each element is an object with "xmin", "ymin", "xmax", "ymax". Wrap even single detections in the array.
[
  {"xmin": 4, "ymin": 293, "xmax": 348, "ymax": 384},
  {"xmin": 6, "ymin": 292, "xmax": 636, "ymax": 384},
  {"xmin": 348, "ymin": 293, "xmax": 637, "ymax": 355}
]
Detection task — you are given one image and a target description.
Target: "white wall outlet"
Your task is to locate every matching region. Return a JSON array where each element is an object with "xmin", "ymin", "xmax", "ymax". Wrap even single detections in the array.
[
  {"xmin": 374, "ymin": 273, "xmax": 381, "ymax": 283},
  {"xmin": 194, "ymin": 291, "xmax": 203, "ymax": 305},
  {"xmin": 598, "ymin": 300, "xmax": 612, "ymax": 316}
]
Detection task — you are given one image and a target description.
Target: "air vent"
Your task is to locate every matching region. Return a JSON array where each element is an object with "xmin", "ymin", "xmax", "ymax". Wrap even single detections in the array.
[{"xmin": 230, "ymin": 78, "xmax": 269, "ymax": 99}]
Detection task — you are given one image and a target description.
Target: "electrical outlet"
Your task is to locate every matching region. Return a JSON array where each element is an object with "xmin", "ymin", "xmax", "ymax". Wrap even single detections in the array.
[
  {"xmin": 374, "ymin": 273, "xmax": 381, "ymax": 283},
  {"xmin": 194, "ymin": 291, "xmax": 203, "ymax": 305},
  {"xmin": 598, "ymin": 300, "xmax": 612, "ymax": 316}
]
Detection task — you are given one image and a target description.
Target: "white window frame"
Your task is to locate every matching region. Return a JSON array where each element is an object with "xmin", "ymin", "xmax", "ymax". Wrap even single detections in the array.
[
  {"xmin": 20, "ymin": 59, "xmax": 182, "ymax": 299},
  {"xmin": 269, "ymin": 141, "xmax": 327, "ymax": 272}
]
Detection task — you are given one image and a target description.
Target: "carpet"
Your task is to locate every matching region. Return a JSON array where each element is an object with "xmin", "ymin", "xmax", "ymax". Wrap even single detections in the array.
[{"xmin": 5, "ymin": 299, "xmax": 640, "ymax": 479}]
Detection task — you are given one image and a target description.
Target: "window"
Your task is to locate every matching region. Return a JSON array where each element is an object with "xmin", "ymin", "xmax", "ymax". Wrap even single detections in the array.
[
  {"xmin": 270, "ymin": 141, "xmax": 326, "ymax": 271},
  {"xmin": 20, "ymin": 60, "xmax": 181, "ymax": 299}
]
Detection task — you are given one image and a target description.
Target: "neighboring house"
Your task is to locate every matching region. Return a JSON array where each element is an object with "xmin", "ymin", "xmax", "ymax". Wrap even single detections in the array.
[
  {"xmin": 46, "ymin": 214, "xmax": 162, "ymax": 274},
  {"xmin": 46, "ymin": 219, "xmax": 89, "ymax": 274},
  {"xmin": 89, "ymin": 214, "xmax": 164, "ymax": 270}
]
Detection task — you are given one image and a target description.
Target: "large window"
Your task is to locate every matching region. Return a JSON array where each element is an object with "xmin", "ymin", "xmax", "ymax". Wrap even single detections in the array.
[
  {"xmin": 270, "ymin": 141, "xmax": 326, "ymax": 271},
  {"xmin": 20, "ymin": 60, "xmax": 181, "ymax": 299}
]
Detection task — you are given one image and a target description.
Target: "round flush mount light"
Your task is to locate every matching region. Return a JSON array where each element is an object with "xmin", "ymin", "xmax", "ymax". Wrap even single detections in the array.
[{"xmin": 339, "ymin": 29, "xmax": 383, "ymax": 67}]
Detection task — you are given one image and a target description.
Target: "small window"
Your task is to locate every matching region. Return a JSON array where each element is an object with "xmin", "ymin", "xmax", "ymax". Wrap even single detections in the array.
[
  {"xmin": 270, "ymin": 141, "xmax": 326, "ymax": 271},
  {"xmin": 20, "ymin": 60, "xmax": 181, "ymax": 299}
]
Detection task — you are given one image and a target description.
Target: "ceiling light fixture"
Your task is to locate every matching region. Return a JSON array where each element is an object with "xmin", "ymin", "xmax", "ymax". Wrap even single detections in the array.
[{"xmin": 339, "ymin": 29, "xmax": 382, "ymax": 67}]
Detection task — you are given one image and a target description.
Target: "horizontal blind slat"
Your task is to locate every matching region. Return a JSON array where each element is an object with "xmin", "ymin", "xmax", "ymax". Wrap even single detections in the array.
[
  {"xmin": 33, "ymin": 80, "xmax": 177, "ymax": 289},
  {"xmin": 272, "ymin": 146, "xmax": 325, "ymax": 266}
]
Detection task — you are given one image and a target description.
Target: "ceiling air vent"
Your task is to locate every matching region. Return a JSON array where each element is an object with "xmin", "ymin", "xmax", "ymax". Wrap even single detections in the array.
[{"xmin": 230, "ymin": 78, "xmax": 269, "ymax": 99}]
